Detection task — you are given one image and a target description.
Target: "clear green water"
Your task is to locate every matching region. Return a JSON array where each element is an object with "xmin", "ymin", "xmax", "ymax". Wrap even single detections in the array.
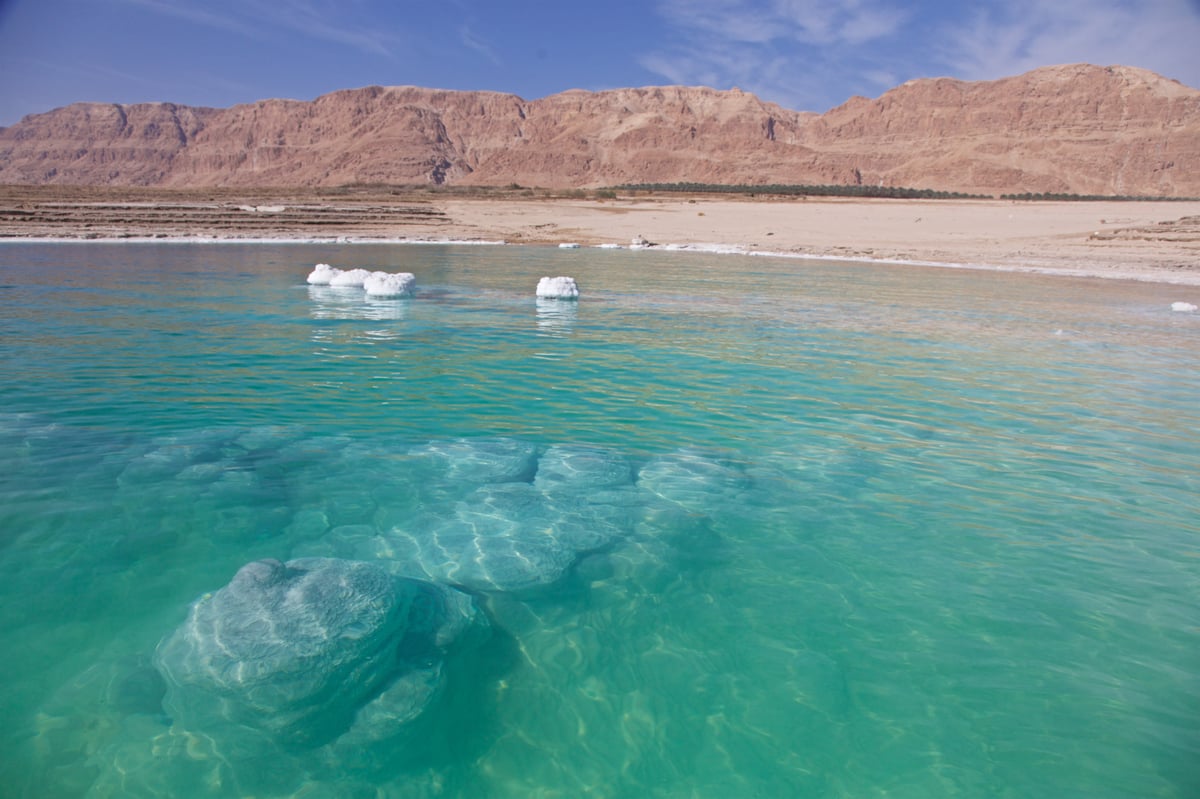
[{"xmin": 1, "ymin": 243, "xmax": 1198, "ymax": 798}]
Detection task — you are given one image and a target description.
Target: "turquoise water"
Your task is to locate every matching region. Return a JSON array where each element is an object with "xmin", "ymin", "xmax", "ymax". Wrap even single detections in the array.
[{"xmin": 1, "ymin": 242, "xmax": 1198, "ymax": 797}]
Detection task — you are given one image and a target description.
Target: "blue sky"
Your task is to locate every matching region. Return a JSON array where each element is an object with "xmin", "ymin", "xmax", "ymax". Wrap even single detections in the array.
[{"xmin": 1, "ymin": 0, "xmax": 1198, "ymax": 126}]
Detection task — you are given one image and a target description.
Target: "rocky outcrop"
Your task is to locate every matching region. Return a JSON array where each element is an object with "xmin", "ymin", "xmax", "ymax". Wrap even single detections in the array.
[
  {"xmin": 1, "ymin": 64, "xmax": 1197, "ymax": 196},
  {"xmin": 805, "ymin": 64, "xmax": 1200, "ymax": 197}
]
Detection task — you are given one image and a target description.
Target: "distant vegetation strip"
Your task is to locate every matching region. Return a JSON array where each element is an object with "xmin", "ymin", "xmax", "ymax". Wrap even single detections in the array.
[
  {"xmin": 618, "ymin": 183, "xmax": 1200, "ymax": 202},
  {"xmin": 998, "ymin": 192, "xmax": 1200, "ymax": 201},
  {"xmin": 617, "ymin": 183, "xmax": 988, "ymax": 199}
]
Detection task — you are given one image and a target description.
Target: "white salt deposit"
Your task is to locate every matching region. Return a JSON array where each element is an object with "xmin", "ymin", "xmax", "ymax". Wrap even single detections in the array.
[
  {"xmin": 536, "ymin": 276, "xmax": 580, "ymax": 300},
  {"xmin": 1171, "ymin": 301, "xmax": 1197, "ymax": 312},
  {"xmin": 306, "ymin": 263, "xmax": 341, "ymax": 285},
  {"xmin": 328, "ymin": 268, "xmax": 373, "ymax": 288},
  {"xmin": 363, "ymin": 271, "xmax": 416, "ymax": 298}
]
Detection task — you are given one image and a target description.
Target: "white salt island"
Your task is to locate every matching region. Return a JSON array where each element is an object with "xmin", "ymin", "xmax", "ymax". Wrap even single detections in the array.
[{"xmin": 536, "ymin": 276, "xmax": 580, "ymax": 300}]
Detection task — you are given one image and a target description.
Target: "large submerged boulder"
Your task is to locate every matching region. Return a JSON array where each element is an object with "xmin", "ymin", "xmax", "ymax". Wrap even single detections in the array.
[{"xmin": 154, "ymin": 557, "xmax": 484, "ymax": 748}]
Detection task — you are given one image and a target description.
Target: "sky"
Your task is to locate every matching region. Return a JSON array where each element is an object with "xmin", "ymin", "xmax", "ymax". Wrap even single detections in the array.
[{"xmin": 1, "ymin": 0, "xmax": 1198, "ymax": 127}]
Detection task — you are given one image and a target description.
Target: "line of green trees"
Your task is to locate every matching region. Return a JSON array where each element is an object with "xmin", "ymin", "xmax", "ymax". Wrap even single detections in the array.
[
  {"xmin": 1000, "ymin": 192, "xmax": 1200, "ymax": 202},
  {"xmin": 617, "ymin": 182, "xmax": 989, "ymax": 199},
  {"xmin": 616, "ymin": 183, "xmax": 1200, "ymax": 202}
]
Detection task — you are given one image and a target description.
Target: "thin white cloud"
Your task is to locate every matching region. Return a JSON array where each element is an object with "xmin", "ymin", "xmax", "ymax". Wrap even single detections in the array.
[
  {"xmin": 250, "ymin": 0, "xmax": 397, "ymax": 58},
  {"xmin": 119, "ymin": 0, "xmax": 257, "ymax": 36},
  {"xmin": 9, "ymin": 55, "xmax": 161, "ymax": 87},
  {"xmin": 117, "ymin": 0, "xmax": 400, "ymax": 58},
  {"xmin": 938, "ymin": 0, "xmax": 1200, "ymax": 86},
  {"xmin": 642, "ymin": 0, "xmax": 1200, "ymax": 112},
  {"xmin": 643, "ymin": 0, "xmax": 912, "ymax": 110},
  {"xmin": 656, "ymin": 0, "xmax": 909, "ymax": 46},
  {"xmin": 459, "ymin": 25, "xmax": 502, "ymax": 66}
]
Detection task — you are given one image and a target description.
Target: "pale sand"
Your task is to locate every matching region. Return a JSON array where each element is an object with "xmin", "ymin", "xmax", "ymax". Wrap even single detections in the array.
[{"xmin": 439, "ymin": 196, "xmax": 1200, "ymax": 285}]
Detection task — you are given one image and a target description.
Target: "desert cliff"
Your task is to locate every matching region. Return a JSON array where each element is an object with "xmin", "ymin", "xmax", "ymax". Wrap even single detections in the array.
[{"xmin": 1, "ymin": 64, "xmax": 1196, "ymax": 196}]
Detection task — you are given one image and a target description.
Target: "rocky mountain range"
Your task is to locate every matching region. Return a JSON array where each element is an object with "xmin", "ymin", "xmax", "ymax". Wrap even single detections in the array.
[{"xmin": 1, "ymin": 63, "xmax": 1196, "ymax": 196}]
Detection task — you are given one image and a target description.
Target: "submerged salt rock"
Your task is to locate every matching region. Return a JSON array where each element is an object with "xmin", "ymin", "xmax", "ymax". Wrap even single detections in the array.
[
  {"xmin": 399, "ymin": 484, "xmax": 585, "ymax": 592},
  {"xmin": 409, "ymin": 437, "xmax": 539, "ymax": 485},
  {"xmin": 534, "ymin": 444, "xmax": 634, "ymax": 491},
  {"xmin": 155, "ymin": 557, "xmax": 483, "ymax": 747},
  {"xmin": 363, "ymin": 271, "xmax": 416, "ymax": 297},
  {"xmin": 536, "ymin": 276, "xmax": 580, "ymax": 300},
  {"xmin": 638, "ymin": 450, "xmax": 752, "ymax": 513},
  {"xmin": 327, "ymin": 268, "xmax": 372, "ymax": 288},
  {"xmin": 306, "ymin": 263, "xmax": 340, "ymax": 285},
  {"xmin": 1171, "ymin": 301, "xmax": 1197, "ymax": 312}
]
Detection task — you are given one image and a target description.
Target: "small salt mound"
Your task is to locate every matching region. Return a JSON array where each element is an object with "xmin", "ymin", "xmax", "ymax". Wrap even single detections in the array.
[
  {"xmin": 306, "ymin": 263, "xmax": 341, "ymax": 285},
  {"xmin": 536, "ymin": 276, "xmax": 579, "ymax": 300},
  {"xmin": 328, "ymin": 268, "xmax": 372, "ymax": 288},
  {"xmin": 1171, "ymin": 302, "xmax": 1197, "ymax": 312},
  {"xmin": 364, "ymin": 271, "xmax": 416, "ymax": 297}
]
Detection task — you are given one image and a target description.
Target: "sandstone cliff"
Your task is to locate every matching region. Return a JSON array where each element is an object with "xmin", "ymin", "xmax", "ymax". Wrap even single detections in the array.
[{"xmin": 1, "ymin": 64, "xmax": 1196, "ymax": 196}]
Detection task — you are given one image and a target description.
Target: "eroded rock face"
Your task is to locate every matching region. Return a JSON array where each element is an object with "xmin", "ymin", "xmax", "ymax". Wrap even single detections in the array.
[
  {"xmin": 154, "ymin": 557, "xmax": 484, "ymax": 748},
  {"xmin": 2, "ymin": 65, "xmax": 1197, "ymax": 195}
]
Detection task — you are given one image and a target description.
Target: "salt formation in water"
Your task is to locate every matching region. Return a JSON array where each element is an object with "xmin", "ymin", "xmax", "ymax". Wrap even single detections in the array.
[
  {"xmin": 410, "ymin": 437, "xmax": 540, "ymax": 486},
  {"xmin": 300, "ymin": 439, "xmax": 642, "ymax": 593},
  {"xmin": 155, "ymin": 557, "xmax": 485, "ymax": 748},
  {"xmin": 535, "ymin": 444, "xmax": 634, "ymax": 491},
  {"xmin": 536, "ymin": 276, "xmax": 580, "ymax": 299},
  {"xmin": 328, "ymin": 268, "xmax": 373, "ymax": 288},
  {"xmin": 363, "ymin": 271, "xmax": 416, "ymax": 297},
  {"xmin": 638, "ymin": 450, "xmax": 753, "ymax": 513},
  {"xmin": 1171, "ymin": 301, "xmax": 1197, "ymax": 312},
  {"xmin": 306, "ymin": 263, "xmax": 340, "ymax": 284},
  {"xmin": 309, "ymin": 263, "xmax": 419, "ymax": 298},
  {"xmin": 389, "ymin": 442, "xmax": 635, "ymax": 591}
]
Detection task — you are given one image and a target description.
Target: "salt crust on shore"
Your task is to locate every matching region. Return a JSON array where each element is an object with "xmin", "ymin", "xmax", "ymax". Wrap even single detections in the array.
[
  {"xmin": 3, "ymin": 197, "xmax": 1198, "ymax": 285},
  {"xmin": 4, "ymin": 233, "xmax": 1197, "ymax": 287}
]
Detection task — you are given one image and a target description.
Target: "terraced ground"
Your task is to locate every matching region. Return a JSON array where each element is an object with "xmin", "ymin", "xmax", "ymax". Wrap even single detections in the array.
[{"xmin": 0, "ymin": 185, "xmax": 453, "ymax": 239}]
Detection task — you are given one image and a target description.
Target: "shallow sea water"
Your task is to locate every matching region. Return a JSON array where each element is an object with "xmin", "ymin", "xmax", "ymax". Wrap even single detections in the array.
[{"xmin": 1, "ymin": 242, "xmax": 1198, "ymax": 798}]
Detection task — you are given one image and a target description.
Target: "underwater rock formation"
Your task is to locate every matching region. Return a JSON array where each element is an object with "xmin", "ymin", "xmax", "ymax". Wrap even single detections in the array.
[{"xmin": 155, "ymin": 557, "xmax": 485, "ymax": 748}]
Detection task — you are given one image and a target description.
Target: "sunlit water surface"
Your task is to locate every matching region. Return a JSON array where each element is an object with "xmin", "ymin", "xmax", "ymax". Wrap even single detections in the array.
[{"xmin": 1, "ymin": 243, "xmax": 1198, "ymax": 798}]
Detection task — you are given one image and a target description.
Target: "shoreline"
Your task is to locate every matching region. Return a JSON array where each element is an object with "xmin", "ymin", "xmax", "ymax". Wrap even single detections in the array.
[{"xmin": 2, "ymin": 189, "xmax": 1198, "ymax": 286}]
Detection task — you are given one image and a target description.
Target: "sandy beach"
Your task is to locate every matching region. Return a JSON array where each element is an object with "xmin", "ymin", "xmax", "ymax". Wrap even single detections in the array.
[{"xmin": 2, "ymin": 186, "xmax": 1198, "ymax": 285}]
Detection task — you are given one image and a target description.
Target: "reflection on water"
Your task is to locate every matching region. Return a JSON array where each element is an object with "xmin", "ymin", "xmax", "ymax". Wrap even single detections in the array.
[
  {"xmin": 1, "ymin": 243, "xmax": 1199, "ymax": 798},
  {"xmin": 308, "ymin": 285, "xmax": 410, "ymax": 321},
  {"xmin": 535, "ymin": 297, "xmax": 577, "ymax": 338}
]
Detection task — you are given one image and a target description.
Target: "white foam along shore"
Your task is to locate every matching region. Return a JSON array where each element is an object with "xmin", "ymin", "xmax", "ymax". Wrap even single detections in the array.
[{"xmin": 582, "ymin": 239, "xmax": 1200, "ymax": 287}]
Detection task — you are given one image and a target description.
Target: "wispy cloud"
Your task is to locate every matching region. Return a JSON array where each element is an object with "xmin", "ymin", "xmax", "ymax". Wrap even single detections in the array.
[
  {"xmin": 119, "ymin": 0, "xmax": 259, "ymax": 37},
  {"xmin": 641, "ymin": 0, "xmax": 1200, "ymax": 111},
  {"xmin": 656, "ymin": 0, "xmax": 908, "ymax": 46},
  {"xmin": 459, "ymin": 24, "xmax": 502, "ymax": 65},
  {"xmin": 641, "ymin": 0, "xmax": 912, "ymax": 110},
  {"xmin": 937, "ymin": 0, "xmax": 1200, "ymax": 86},
  {"xmin": 251, "ymin": 0, "xmax": 397, "ymax": 58},
  {"xmin": 117, "ymin": 0, "xmax": 400, "ymax": 58}
]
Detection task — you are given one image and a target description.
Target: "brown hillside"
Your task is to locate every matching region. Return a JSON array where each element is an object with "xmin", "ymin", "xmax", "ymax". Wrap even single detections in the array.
[{"xmin": 1, "ymin": 64, "xmax": 1196, "ymax": 196}]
